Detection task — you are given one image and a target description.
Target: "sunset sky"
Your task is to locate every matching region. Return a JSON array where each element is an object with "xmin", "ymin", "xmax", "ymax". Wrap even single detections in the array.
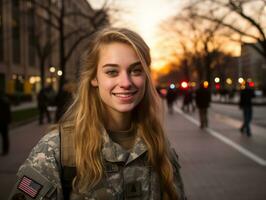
[{"xmin": 89, "ymin": 0, "xmax": 183, "ymax": 71}]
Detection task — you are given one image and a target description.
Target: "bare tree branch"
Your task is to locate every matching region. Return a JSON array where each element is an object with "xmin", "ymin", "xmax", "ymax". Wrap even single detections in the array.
[{"xmin": 229, "ymin": 0, "xmax": 266, "ymax": 41}]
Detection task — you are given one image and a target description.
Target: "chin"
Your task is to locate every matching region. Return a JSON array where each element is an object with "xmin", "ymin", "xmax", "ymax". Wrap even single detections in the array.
[{"xmin": 116, "ymin": 105, "xmax": 136, "ymax": 113}]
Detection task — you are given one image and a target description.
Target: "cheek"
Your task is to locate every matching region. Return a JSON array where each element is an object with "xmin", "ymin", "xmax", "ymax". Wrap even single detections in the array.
[
  {"xmin": 135, "ymin": 76, "xmax": 146, "ymax": 90},
  {"xmin": 98, "ymin": 78, "xmax": 115, "ymax": 92}
]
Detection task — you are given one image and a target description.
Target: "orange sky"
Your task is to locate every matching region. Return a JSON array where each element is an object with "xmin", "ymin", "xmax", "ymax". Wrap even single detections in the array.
[{"xmin": 89, "ymin": 0, "xmax": 242, "ymax": 76}]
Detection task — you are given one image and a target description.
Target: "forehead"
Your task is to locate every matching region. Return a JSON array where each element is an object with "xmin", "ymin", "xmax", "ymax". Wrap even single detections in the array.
[{"xmin": 98, "ymin": 42, "xmax": 140, "ymax": 65}]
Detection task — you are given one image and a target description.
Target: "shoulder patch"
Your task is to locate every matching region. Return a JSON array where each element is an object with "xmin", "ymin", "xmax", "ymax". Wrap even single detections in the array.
[
  {"xmin": 10, "ymin": 165, "xmax": 56, "ymax": 200},
  {"xmin": 17, "ymin": 176, "xmax": 43, "ymax": 198}
]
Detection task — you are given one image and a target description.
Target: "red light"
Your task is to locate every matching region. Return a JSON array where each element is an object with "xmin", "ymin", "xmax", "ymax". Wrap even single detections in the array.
[
  {"xmin": 181, "ymin": 81, "xmax": 188, "ymax": 89},
  {"xmin": 160, "ymin": 89, "xmax": 167, "ymax": 96},
  {"xmin": 215, "ymin": 83, "xmax": 220, "ymax": 90},
  {"xmin": 249, "ymin": 81, "xmax": 255, "ymax": 88}
]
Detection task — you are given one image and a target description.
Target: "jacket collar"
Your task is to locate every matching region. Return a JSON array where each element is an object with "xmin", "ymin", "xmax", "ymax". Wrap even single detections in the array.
[{"xmin": 101, "ymin": 128, "xmax": 147, "ymax": 165}]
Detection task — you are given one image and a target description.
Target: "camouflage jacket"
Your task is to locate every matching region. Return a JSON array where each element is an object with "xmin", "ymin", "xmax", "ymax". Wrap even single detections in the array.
[{"xmin": 9, "ymin": 128, "xmax": 185, "ymax": 200}]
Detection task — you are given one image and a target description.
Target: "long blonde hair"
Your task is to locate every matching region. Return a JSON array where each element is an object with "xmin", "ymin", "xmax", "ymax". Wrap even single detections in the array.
[{"xmin": 61, "ymin": 27, "xmax": 178, "ymax": 199}]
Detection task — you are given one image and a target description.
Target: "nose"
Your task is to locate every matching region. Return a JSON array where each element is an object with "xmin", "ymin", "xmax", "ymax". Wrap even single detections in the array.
[{"xmin": 118, "ymin": 72, "xmax": 132, "ymax": 89}]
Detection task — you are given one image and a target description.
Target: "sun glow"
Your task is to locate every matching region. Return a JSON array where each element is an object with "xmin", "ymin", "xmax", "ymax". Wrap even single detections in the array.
[{"xmin": 89, "ymin": 0, "xmax": 182, "ymax": 72}]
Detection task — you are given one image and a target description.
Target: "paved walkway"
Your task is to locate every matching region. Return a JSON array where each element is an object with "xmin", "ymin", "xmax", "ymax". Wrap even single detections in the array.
[
  {"xmin": 11, "ymin": 101, "xmax": 37, "ymax": 112},
  {"xmin": 0, "ymin": 122, "xmax": 48, "ymax": 200},
  {"xmin": 1, "ymin": 102, "xmax": 266, "ymax": 199},
  {"xmin": 166, "ymin": 103, "xmax": 266, "ymax": 200}
]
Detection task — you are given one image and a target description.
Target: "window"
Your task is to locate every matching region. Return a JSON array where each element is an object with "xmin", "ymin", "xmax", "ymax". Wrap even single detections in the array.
[
  {"xmin": 12, "ymin": 0, "xmax": 21, "ymax": 64},
  {"xmin": 0, "ymin": 0, "xmax": 3, "ymax": 61},
  {"xmin": 27, "ymin": 3, "xmax": 35, "ymax": 66}
]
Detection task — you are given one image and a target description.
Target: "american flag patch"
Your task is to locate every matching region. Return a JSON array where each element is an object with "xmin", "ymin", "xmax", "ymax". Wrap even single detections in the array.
[{"xmin": 17, "ymin": 176, "xmax": 42, "ymax": 198}]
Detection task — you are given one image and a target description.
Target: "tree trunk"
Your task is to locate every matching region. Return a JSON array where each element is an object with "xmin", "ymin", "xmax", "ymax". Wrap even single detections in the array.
[
  {"xmin": 40, "ymin": 59, "xmax": 45, "ymax": 89},
  {"xmin": 59, "ymin": 0, "xmax": 65, "ymax": 91}
]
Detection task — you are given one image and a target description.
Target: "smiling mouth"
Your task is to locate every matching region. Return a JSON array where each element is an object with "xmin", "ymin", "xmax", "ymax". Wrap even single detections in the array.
[{"xmin": 112, "ymin": 91, "xmax": 137, "ymax": 97}]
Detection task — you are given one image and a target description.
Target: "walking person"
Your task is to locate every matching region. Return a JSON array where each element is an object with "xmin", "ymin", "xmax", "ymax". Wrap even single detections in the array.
[
  {"xmin": 9, "ymin": 28, "xmax": 186, "ymax": 200},
  {"xmin": 166, "ymin": 87, "xmax": 177, "ymax": 114},
  {"xmin": 0, "ymin": 90, "xmax": 11, "ymax": 156},
  {"xmin": 54, "ymin": 81, "xmax": 75, "ymax": 122},
  {"xmin": 182, "ymin": 88, "xmax": 195, "ymax": 113},
  {"xmin": 195, "ymin": 82, "xmax": 211, "ymax": 129},
  {"xmin": 239, "ymin": 82, "xmax": 255, "ymax": 137},
  {"xmin": 37, "ymin": 86, "xmax": 52, "ymax": 125}
]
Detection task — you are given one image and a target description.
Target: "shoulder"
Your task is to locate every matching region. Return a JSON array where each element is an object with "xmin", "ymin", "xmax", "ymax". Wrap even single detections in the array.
[
  {"xmin": 14, "ymin": 130, "xmax": 63, "ymax": 199},
  {"xmin": 168, "ymin": 148, "xmax": 187, "ymax": 200},
  {"xmin": 31, "ymin": 129, "xmax": 60, "ymax": 156},
  {"xmin": 169, "ymin": 148, "xmax": 181, "ymax": 170},
  {"xmin": 18, "ymin": 129, "xmax": 61, "ymax": 182}
]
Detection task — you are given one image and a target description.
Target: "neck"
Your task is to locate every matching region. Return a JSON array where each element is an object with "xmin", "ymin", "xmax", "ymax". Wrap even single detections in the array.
[{"xmin": 105, "ymin": 111, "xmax": 132, "ymax": 131}]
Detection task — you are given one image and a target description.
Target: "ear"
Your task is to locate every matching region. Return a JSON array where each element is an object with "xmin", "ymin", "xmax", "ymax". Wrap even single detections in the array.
[{"xmin": 91, "ymin": 78, "xmax": 98, "ymax": 87}]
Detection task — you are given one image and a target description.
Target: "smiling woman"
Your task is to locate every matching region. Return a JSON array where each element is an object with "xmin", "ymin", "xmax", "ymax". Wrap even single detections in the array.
[
  {"xmin": 9, "ymin": 27, "xmax": 186, "ymax": 200},
  {"xmin": 91, "ymin": 42, "xmax": 147, "ymax": 129}
]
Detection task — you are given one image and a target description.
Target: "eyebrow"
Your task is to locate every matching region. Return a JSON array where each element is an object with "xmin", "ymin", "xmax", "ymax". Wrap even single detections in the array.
[{"xmin": 102, "ymin": 61, "xmax": 142, "ymax": 68}]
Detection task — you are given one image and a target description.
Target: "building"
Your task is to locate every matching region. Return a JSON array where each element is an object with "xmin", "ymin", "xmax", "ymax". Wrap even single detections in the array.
[
  {"xmin": 0, "ymin": 0, "xmax": 108, "ymax": 102},
  {"xmin": 240, "ymin": 42, "xmax": 266, "ymax": 90}
]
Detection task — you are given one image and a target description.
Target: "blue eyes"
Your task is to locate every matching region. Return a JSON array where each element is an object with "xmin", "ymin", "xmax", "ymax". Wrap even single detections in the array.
[
  {"xmin": 131, "ymin": 68, "xmax": 143, "ymax": 75},
  {"xmin": 105, "ymin": 68, "xmax": 143, "ymax": 77},
  {"xmin": 106, "ymin": 70, "xmax": 118, "ymax": 76}
]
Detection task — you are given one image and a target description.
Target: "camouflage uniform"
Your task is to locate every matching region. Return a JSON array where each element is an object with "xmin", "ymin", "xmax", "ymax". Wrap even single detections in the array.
[{"xmin": 9, "ymin": 128, "xmax": 185, "ymax": 200}]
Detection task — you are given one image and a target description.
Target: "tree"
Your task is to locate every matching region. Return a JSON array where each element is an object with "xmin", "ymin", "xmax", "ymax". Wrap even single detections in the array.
[
  {"xmin": 160, "ymin": 11, "xmax": 232, "ymax": 87},
  {"xmin": 25, "ymin": 0, "xmax": 109, "ymax": 90},
  {"xmin": 185, "ymin": 0, "xmax": 266, "ymax": 60},
  {"xmin": 25, "ymin": 0, "xmax": 54, "ymax": 89}
]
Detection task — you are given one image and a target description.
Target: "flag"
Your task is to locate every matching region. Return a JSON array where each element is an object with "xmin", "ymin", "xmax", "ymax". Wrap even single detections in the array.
[{"xmin": 17, "ymin": 176, "xmax": 42, "ymax": 198}]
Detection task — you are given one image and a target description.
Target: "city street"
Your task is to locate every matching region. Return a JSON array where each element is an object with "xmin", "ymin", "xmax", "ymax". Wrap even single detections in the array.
[
  {"xmin": 1, "ymin": 101, "xmax": 266, "ymax": 200},
  {"xmin": 1, "ymin": 1, "xmax": 266, "ymax": 199},
  {"xmin": 168, "ymin": 101, "xmax": 266, "ymax": 200}
]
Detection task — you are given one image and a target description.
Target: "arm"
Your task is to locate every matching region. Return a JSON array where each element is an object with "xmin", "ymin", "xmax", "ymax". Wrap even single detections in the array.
[
  {"xmin": 170, "ymin": 148, "xmax": 187, "ymax": 200},
  {"xmin": 8, "ymin": 130, "xmax": 63, "ymax": 200}
]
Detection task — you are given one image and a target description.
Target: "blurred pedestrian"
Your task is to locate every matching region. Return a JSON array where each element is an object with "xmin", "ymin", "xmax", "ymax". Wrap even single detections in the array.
[
  {"xmin": 9, "ymin": 28, "xmax": 186, "ymax": 200},
  {"xmin": 45, "ymin": 84, "xmax": 56, "ymax": 108},
  {"xmin": 182, "ymin": 88, "xmax": 195, "ymax": 113},
  {"xmin": 55, "ymin": 81, "xmax": 75, "ymax": 122},
  {"xmin": 166, "ymin": 87, "xmax": 177, "ymax": 114},
  {"xmin": 0, "ymin": 90, "xmax": 11, "ymax": 155},
  {"xmin": 37, "ymin": 86, "xmax": 52, "ymax": 124},
  {"xmin": 195, "ymin": 82, "xmax": 211, "ymax": 129},
  {"xmin": 239, "ymin": 82, "xmax": 255, "ymax": 137}
]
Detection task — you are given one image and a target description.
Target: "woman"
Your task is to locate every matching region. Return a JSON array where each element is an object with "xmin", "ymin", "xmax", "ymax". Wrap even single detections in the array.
[{"xmin": 9, "ymin": 28, "xmax": 185, "ymax": 200}]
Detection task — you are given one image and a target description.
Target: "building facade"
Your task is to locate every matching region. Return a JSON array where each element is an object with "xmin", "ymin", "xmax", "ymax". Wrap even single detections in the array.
[
  {"xmin": 0, "ymin": 0, "xmax": 108, "ymax": 101},
  {"xmin": 240, "ymin": 42, "xmax": 266, "ymax": 90}
]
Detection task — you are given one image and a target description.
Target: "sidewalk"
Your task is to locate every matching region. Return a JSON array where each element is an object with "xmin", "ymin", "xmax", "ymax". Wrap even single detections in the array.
[
  {"xmin": 11, "ymin": 101, "xmax": 37, "ymax": 112},
  {"xmin": 211, "ymin": 94, "xmax": 266, "ymax": 105},
  {"xmin": 0, "ymin": 121, "xmax": 48, "ymax": 200},
  {"xmin": 166, "ymin": 102, "xmax": 266, "ymax": 200},
  {"xmin": 1, "ymin": 105, "xmax": 266, "ymax": 200}
]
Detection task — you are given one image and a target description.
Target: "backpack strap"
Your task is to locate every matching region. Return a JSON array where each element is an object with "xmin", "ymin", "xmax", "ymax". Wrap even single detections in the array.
[{"xmin": 59, "ymin": 122, "xmax": 76, "ymax": 200}]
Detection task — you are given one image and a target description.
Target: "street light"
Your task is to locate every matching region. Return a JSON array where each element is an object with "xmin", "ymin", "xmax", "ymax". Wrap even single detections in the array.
[
  {"xmin": 170, "ymin": 83, "xmax": 175, "ymax": 89},
  {"xmin": 214, "ymin": 77, "xmax": 220, "ymax": 83},
  {"xmin": 203, "ymin": 81, "xmax": 209, "ymax": 88},
  {"xmin": 226, "ymin": 78, "xmax": 233, "ymax": 85},
  {"xmin": 49, "ymin": 67, "xmax": 56, "ymax": 73},
  {"xmin": 57, "ymin": 70, "xmax": 63, "ymax": 76},
  {"xmin": 181, "ymin": 81, "xmax": 188, "ymax": 89},
  {"xmin": 238, "ymin": 77, "xmax": 244, "ymax": 84}
]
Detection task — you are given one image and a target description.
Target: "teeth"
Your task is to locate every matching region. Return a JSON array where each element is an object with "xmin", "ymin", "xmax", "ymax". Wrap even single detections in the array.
[
  {"xmin": 113, "ymin": 92, "xmax": 136, "ymax": 97},
  {"xmin": 115, "ymin": 93, "xmax": 132, "ymax": 97}
]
